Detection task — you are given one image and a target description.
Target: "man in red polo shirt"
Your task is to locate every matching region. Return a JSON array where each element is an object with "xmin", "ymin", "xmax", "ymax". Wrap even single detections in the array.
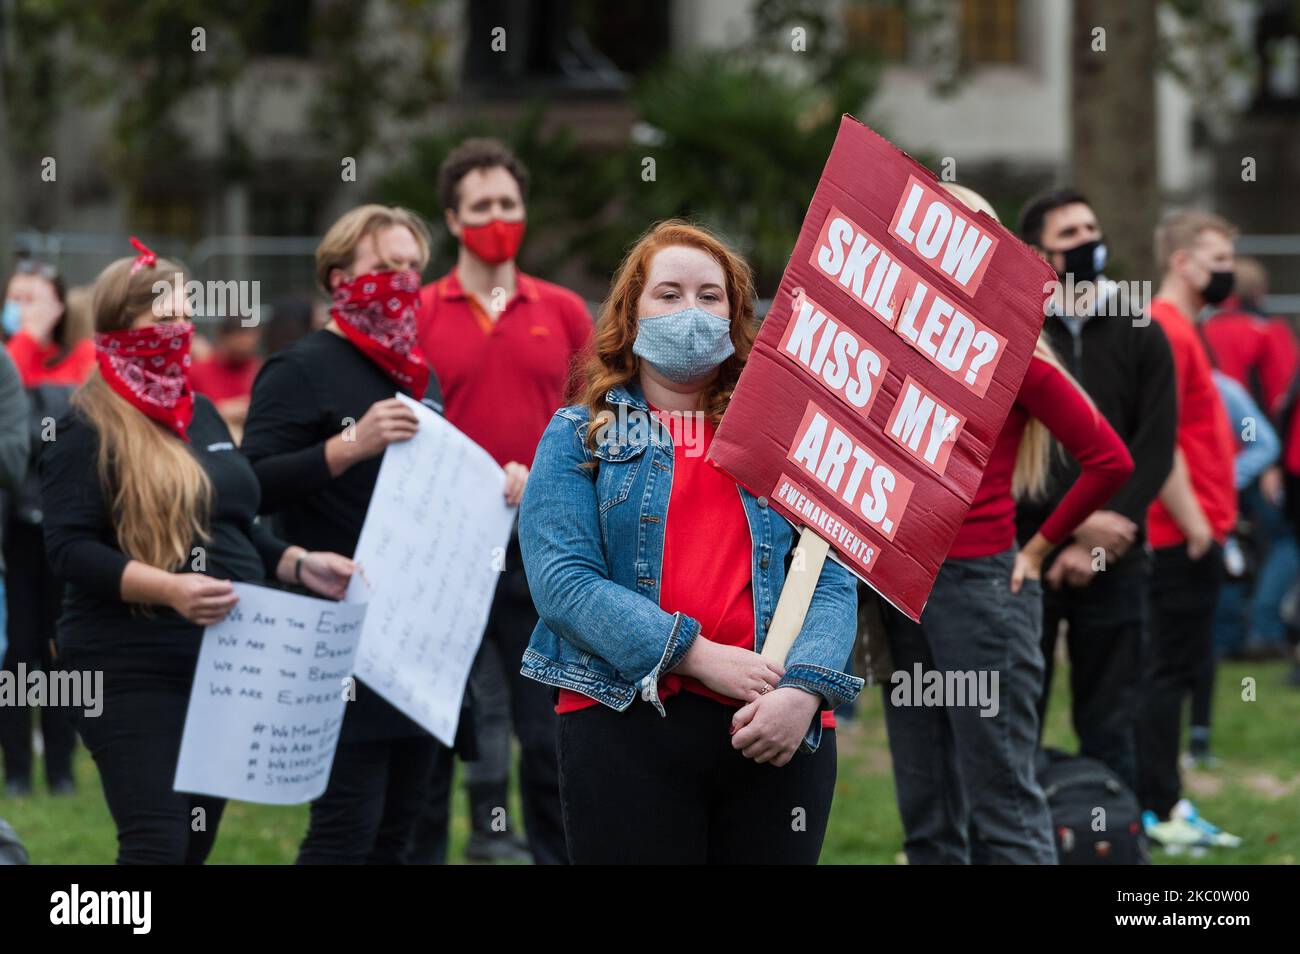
[
  {"xmin": 1138, "ymin": 210, "xmax": 1240, "ymax": 848},
  {"xmin": 415, "ymin": 139, "xmax": 591, "ymax": 865}
]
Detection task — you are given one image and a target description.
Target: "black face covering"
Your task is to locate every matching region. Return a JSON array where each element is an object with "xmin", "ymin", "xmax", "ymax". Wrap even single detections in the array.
[
  {"xmin": 1053, "ymin": 237, "xmax": 1107, "ymax": 284},
  {"xmin": 1201, "ymin": 269, "xmax": 1235, "ymax": 305}
]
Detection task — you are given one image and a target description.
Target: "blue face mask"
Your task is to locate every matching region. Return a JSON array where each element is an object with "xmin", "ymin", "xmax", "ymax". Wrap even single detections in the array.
[
  {"xmin": 1, "ymin": 300, "xmax": 21, "ymax": 337},
  {"xmin": 632, "ymin": 306, "xmax": 735, "ymax": 384}
]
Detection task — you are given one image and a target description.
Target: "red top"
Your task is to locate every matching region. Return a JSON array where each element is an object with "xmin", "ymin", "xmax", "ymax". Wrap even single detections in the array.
[
  {"xmin": 1201, "ymin": 300, "xmax": 1298, "ymax": 416},
  {"xmin": 189, "ymin": 355, "xmax": 262, "ymax": 404},
  {"xmin": 418, "ymin": 269, "xmax": 592, "ymax": 468},
  {"xmin": 557, "ymin": 408, "xmax": 835, "ymax": 728},
  {"xmin": 1146, "ymin": 298, "xmax": 1238, "ymax": 548},
  {"xmin": 1285, "ymin": 398, "xmax": 1300, "ymax": 476},
  {"xmin": 948, "ymin": 354, "xmax": 1134, "ymax": 559},
  {"xmin": 4, "ymin": 330, "xmax": 95, "ymax": 387}
]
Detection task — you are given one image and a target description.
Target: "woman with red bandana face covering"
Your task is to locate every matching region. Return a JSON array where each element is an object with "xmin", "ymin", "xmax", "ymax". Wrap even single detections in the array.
[
  {"xmin": 39, "ymin": 240, "xmax": 354, "ymax": 863},
  {"xmin": 242, "ymin": 206, "xmax": 460, "ymax": 865}
]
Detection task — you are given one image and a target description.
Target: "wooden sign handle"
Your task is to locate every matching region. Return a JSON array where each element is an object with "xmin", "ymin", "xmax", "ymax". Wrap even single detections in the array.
[{"xmin": 761, "ymin": 528, "xmax": 830, "ymax": 664}]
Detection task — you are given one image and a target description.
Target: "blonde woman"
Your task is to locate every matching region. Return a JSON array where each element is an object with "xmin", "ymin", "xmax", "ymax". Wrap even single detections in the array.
[
  {"xmin": 40, "ymin": 240, "xmax": 353, "ymax": 864},
  {"xmin": 879, "ymin": 185, "xmax": 1134, "ymax": 864}
]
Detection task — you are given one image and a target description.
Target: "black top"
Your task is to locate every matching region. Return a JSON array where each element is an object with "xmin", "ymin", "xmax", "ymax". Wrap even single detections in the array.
[
  {"xmin": 1016, "ymin": 309, "xmax": 1178, "ymax": 572},
  {"xmin": 241, "ymin": 329, "xmax": 443, "ymax": 740},
  {"xmin": 41, "ymin": 394, "xmax": 289, "ymax": 667}
]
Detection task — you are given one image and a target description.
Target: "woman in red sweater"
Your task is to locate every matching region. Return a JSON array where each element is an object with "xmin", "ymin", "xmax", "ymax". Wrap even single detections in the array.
[
  {"xmin": 1, "ymin": 259, "xmax": 94, "ymax": 795},
  {"xmin": 3, "ymin": 260, "xmax": 95, "ymax": 387},
  {"xmin": 879, "ymin": 186, "xmax": 1134, "ymax": 865}
]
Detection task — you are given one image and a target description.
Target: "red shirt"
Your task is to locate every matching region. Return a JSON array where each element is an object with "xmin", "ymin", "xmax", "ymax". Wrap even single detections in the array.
[
  {"xmin": 1146, "ymin": 298, "xmax": 1238, "ymax": 548},
  {"xmin": 1201, "ymin": 301, "xmax": 1298, "ymax": 416},
  {"xmin": 190, "ymin": 355, "xmax": 262, "ymax": 404},
  {"xmin": 1285, "ymin": 399, "xmax": 1300, "ymax": 476},
  {"xmin": 949, "ymin": 355, "xmax": 1134, "ymax": 559},
  {"xmin": 418, "ymin": 269, "xmax": 592, "ymax": 467},
  {"xmin": 558, "ymin": 409, "xmax": 835, "ymax": 728},
  {"xmin": 4, "ymin": 330, "xmax": 95, "ymax": 387}
]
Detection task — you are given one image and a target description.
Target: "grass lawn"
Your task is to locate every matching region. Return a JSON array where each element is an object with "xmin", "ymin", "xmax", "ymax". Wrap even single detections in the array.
[{"xmin": 2, "ymin": 660, "xmax": 1296, "ymax": 864}]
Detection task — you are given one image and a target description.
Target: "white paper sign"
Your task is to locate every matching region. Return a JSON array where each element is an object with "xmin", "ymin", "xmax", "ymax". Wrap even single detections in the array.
[
  {"xmin": 347, "ymin": 392, "xmax": 516, "ymax": 745},
  {"xmin": 174, "ymin": 582, "xmax": 366, "ymax": 805}
]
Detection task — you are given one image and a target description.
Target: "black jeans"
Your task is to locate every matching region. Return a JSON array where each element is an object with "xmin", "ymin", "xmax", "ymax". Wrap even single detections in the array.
[
  {"xmin": 558, "ymin": 691, "xmax": 836, "ymax": 864},
  {"xmin": 297, "ymin": 733, "xmax": 438, "ymax": 864},
  {"xmin": 1137, "ymin": 543, "xmax": 1223, "ymax": 818},
  {"xmin": 413, "ymin": 544, "xmax": 568, "ymax": 865},
  {"xmin": 1037, "ymin": 565, "xmax": 1147, "ymax": 792},
  {"xmin": 69, "ymin": 655, "xmax": 226, "ymax": 864},
  {"xmin": 408, "ymin": 741, "xmax": 457, "ymax": 865},
  {"xmin": 0, "ymin": 520, "xmax": 77, "ymax": 787},
  {"xmin": 881, "ymin": 548, "xmax": 1056, "ymax": 865}
]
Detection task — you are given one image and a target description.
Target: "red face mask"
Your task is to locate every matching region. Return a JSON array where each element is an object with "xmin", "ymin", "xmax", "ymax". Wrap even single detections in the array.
[
  {"xmin": 94, "ymin": 320, "xmax": 195, "ymax": 441},
  {"xmin": 330, "ymin": 268, "xmax": 431, "ymax": 397},
  {"xmin": 460, "ymin": 219, "xmax": 525, "ymax": 265}
]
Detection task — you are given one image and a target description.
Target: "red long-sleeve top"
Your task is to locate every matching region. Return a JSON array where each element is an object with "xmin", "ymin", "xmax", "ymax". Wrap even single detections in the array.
[
  {"xmin": 948, "ymin": 354, "xmax": 1134, "ymax": 559},
  {"xmin": 4, "ymin": 329, "xmax": 95, "ymax": 387}
]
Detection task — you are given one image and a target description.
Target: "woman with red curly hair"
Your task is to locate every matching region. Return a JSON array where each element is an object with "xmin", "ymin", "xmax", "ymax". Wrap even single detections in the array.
[{"xmin": 518, "ymin": 220, "xmax": 862, "ymax": 864}]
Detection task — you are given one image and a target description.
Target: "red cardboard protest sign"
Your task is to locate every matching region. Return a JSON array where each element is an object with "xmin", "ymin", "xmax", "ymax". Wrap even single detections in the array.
[{"xmin": 707, "ymin": 115, "xmax": 1055, "ymax": 621}]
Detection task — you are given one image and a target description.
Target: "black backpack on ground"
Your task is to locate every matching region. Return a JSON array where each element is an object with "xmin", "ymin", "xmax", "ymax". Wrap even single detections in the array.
[
  {"xmin": 0, "ymin": 817, "xmax": 28, "ymax": 864},
  {"xmin": 1035, "ymin": 748, "xmax": 1149, "ymax": 864}
]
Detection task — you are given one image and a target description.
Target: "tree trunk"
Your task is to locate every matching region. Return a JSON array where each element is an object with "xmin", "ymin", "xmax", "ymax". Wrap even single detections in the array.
[{"xmin": 1070, "ymin": 0, "xmax": 1159, "ymax": 282}]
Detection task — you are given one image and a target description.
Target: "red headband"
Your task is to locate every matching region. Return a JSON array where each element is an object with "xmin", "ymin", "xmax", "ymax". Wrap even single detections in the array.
[{"xmin": 129, "ymin": 235, "xmax": 158, "ymax": 275}]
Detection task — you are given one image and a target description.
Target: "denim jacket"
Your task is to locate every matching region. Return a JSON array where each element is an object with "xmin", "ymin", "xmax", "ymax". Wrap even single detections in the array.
[{"xmin": 518, "ymin": 383, "xmax": 863, "ymax": 752}]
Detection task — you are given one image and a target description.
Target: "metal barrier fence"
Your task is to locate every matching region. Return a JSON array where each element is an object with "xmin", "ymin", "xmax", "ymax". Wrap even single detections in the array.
[
  {"xmin": 11, "ymin": 231, "xmax": 324, "ymax": 329},
  {"xmin": 12, "ymin": 230, "xmax": 1300, "ymax": 319}
]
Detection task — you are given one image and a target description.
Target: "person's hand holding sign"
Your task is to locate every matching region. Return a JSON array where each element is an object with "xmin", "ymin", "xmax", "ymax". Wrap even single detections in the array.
[
  {"xmin": 502, "ymin": 462, "xmax": 529, "ymax": 506},
  {"xmin": 675, "ymin": 639, "xmax": 784, "ymax": 701},
  {"xmin": 326, "ymin": 397, "xmax": 419, "ymax": 476},
  {"xmin": 166, "ymin": 575, "xmax": 240, "ymax": 626},
  {"xmin": 729, "ymin": 688, "xmax": 823, "ymax": 767}
]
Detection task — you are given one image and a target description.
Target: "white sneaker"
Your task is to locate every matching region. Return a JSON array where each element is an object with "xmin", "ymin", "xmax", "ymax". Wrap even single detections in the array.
[{"xmin": 1172, "ymin": 799, "xmax": 1242, "ymax": 848}]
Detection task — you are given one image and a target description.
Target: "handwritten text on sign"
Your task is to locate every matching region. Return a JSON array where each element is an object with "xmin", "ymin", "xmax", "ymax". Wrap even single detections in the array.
[
  {"xmin": 708, "ymin": 116, "xmax": 1052, "ymax": 620},
  {"xmin": 174, "ymin": 583, "xmax": 366, "ymax": 806},
  {"xmin": 348, "ymin": 393, "xmax": 516, "ymax": 746}
]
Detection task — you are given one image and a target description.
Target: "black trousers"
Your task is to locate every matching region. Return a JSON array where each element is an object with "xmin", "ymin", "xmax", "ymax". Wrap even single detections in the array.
[
  {"xmin": 881, "ymin": 549, "xmax": 1055, "ymax": 865},
  {"xmin": 557, "ymin": 691, "xmax": 837, "ymax": 865},
  {"xmin": 408, "ymin": 741, "xmax": 456, "ymax": 865},
  {"xmin": 1037, "ymin": 565, "xmax": 1147, "ymax": 793},
  {"xmin": 0, "ymin": 520, "xmax": 77, "ymax": 787},
  {"xmin": 297, "ymin": 733, "xmax": 439, "ymax": 865},
  {"xmin": 1137, "ymin": 544, "xmax": 1223, "ymax": 817},
  {"xmin": 411, "ymin": 545, "xmax": 568, "ymax": 865},
  {"xmin": 70, "ymin": 656, "xmax": 226, "ymax": 864}
]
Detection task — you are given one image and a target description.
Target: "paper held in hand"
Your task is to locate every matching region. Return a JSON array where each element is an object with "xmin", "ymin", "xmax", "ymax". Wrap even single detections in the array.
[
  {"xmin": 346, "ymin": 392, "xmax": 517, "ymax": 745},
  {"xmin": 174, "ymin": 582, "xmax": 367, "ymax": 805}
]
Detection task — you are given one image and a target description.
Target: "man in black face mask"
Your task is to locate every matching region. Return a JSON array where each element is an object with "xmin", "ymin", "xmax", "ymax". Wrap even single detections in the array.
[{"xmin": 1016, "ymin": 190, "xmax": 1177, "ymax": 797}]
